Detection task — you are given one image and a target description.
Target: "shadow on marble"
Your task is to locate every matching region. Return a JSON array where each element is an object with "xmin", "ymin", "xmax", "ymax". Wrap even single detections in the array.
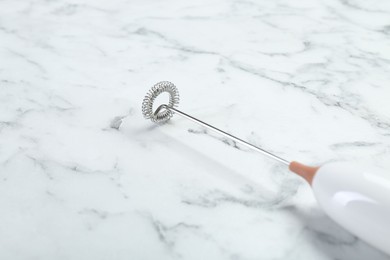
[
  {"xmin": 289, "ymin": 208, "xmax": 390, "ymax": 260},
  {"xmin": 131, "ymin": 123, "xmax": 270, "ymax": 189},
  {"xmin": 129, "ymin": 122, "xmax": 301, "ymax": 210}
]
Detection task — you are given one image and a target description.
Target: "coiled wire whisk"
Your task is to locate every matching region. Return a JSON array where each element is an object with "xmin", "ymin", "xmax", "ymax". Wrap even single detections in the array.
[
  {"xmin": 141, "ymin": 81, "xmax": 289, "ymax": 165},
  {"xmin": 142, "ymin": 81, "xmax": 180, "ymax": 123}
]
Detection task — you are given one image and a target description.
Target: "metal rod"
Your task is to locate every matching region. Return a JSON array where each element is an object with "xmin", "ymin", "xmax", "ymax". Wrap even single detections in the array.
[{"xmin": 159, "ymin": 105, "xmax": 290, "ymax": 166}]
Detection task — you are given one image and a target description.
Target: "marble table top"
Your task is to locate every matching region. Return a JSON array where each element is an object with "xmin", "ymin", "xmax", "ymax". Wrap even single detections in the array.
[{"xmin": 1, "ymin": 0, "xmax": 390, "ymax": 259}]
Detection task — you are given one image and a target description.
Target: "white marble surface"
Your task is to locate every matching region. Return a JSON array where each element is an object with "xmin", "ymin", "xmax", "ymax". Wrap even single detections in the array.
[{"xmin": 1, "ymin": 0, "xmax": 390, "ymax": 259}]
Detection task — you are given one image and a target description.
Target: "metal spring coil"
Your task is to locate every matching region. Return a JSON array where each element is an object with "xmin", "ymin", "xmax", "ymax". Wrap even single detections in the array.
[{"xmin": 142, "ymin": 81, "xmax": 180, "ymax": 123}]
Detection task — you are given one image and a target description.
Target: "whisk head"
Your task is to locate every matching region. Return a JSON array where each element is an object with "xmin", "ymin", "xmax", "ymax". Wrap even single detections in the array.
[{"xmin": 142, "ymin": 81, "xmax": 180, "ymax": 123}]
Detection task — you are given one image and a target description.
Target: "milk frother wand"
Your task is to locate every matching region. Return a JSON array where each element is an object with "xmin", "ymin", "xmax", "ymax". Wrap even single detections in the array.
[{"xmin": 141, "ymin": 81, "xmax": 390, "ymax": 255}]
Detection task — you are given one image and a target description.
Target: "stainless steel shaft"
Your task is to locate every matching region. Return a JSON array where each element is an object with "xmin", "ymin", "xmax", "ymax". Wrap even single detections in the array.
[{"xmin": 157, "ymin": 104, "xmax": 290, "ymax": 166}]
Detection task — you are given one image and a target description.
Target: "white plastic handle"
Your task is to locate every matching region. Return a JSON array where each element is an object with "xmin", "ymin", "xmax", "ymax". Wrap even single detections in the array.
[{"xmin": 312, "ymin": 162, "xmax": 390, "ymax": 255}]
